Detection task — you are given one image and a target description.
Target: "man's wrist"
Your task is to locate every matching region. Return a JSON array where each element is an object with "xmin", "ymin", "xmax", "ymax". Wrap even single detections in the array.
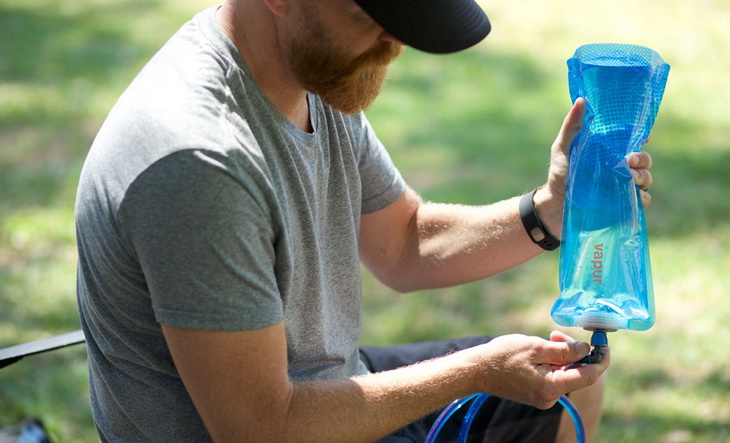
[
  {"xmin": 532, "ymin": 186, "xmax": 564, "ymax": 234},
  {"xmin": 519, "ymin": 187, "xmax": 561, "ymax": 251}
]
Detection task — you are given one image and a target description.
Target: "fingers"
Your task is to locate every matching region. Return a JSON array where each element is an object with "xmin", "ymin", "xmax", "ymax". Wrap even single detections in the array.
[
  {"xmin": 631, "ymin": 168, "xmax": 653, "ymax": 191},
  {"xmin": 633, "ymin": 167, "xmax": 653, "ymax": 208},
  {"xmin": 639, "ymin": 189, "xmax": 652, "ymax": 208},
  {"xmin": 558, "ymin": 347, "xmax": 610, "ymax": 389},
  {"xmin": 544, "ymin": 344, "xmax": 611, "ymax": 397},
  {"xmin": 629, "ymin": 151, "xmax": 653, "ymax": 208},
  {"xmin": 530, "ymin": 345, "xmax": 610, "ymax": 410},
  {"xmin": 548, "ymin": 330, "xmax": 575, "ymax": 343},
  {"xmin": 628, "ymin": 151, "xmax": 652, "ymax": 170}
]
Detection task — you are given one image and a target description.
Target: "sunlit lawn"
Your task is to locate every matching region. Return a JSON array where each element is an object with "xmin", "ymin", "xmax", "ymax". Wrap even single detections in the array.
[{"xmin": 1, "ymin": 0, "xmax": 728, "ymax": 441}]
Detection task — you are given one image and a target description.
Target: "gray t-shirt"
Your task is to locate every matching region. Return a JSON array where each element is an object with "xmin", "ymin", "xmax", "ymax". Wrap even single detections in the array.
[{"xmin": 75, "ymin": 6, "xmax": 405, "ymax": 442}]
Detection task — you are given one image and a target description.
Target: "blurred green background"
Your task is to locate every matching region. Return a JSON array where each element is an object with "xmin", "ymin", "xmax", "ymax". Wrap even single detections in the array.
[{"xmin": 1, "ymin": 0, "xmax": 728, "ymax": 441}]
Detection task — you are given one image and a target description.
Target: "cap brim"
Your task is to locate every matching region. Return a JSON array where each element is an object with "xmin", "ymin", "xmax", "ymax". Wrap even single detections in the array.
[{"xmin": 354, "ymin": 0, "xmax": 491, "ymax": 54}]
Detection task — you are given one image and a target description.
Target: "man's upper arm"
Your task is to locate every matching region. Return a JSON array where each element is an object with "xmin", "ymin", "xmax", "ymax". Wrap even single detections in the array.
[
  {"xmin": 161, "ymin": 321, "xmax": 292, "ymax": 442},
  {"xmin": 123, "ymin": 152, "xmax": 289, "ymax": 440},
  {"xmin": 359, "ymin": 186, "xmax": 422, "ymax": 291}
]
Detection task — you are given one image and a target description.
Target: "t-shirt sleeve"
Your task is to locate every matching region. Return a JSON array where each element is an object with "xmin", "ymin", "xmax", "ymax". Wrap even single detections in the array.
[
  {"xmin": 118, "ymin": 149, "xmax": 283, "ymax": 331},
  {"xmin": 353, "ymin": 113, "xmax": 406, "ymax": 214}
]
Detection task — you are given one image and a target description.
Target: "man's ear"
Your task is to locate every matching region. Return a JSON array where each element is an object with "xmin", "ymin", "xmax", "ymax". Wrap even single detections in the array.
[{"xmin": 262, "ymin": 0, "xmax": 288, "ymax": 16}]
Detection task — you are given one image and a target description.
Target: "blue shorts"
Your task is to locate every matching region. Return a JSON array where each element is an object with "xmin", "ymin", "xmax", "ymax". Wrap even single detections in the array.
[{"xmin": 359, "ymin": 336, "xmax": 563, "ymax": 443}]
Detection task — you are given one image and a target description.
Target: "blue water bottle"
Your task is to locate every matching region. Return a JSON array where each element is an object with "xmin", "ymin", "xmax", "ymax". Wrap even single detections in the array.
[{"xmin": 551, "ymin": 44, "xmax": 670, "ymax": 332}]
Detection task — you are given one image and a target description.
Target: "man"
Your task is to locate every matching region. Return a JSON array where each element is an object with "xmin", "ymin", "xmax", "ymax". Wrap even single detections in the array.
[{"xmin": 75, "ymin": 0, "xmax": 654, "ymax": 441}]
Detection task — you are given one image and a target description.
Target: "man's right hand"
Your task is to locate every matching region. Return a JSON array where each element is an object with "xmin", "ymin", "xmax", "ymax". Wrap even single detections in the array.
[{"xmin": 463, "ymin": 331, "xmax": 609, "ymax": 410}]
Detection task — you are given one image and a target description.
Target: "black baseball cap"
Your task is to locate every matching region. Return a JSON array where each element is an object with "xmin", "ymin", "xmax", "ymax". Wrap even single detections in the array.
[{"xmin": 353, "ymin": 0, "xmax": 491, "ymax": 54}]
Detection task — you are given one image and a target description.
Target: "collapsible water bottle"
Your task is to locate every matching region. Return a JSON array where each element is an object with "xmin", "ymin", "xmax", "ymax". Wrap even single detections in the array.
[{"xmin": 551, "ymin": 44, "xmax": 669, "ymax": 331}]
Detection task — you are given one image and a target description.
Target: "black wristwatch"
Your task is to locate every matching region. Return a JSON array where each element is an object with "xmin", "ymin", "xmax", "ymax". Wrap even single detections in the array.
[{"xmin": 519, "ymin": 188, "xmax": 560, "ymax": 251}]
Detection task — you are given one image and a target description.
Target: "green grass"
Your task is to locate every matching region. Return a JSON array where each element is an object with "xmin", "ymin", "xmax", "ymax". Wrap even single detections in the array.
[{"xmin": 1, "ymin": 0, "xmax": 729, "ymax": 441}]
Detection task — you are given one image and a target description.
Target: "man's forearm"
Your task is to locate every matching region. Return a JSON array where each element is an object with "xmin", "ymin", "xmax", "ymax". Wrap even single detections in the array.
[
  {"xmin": 262, "ymin": 349, "xmax": 480, "ymax": 443},
  {"xmin": 166, "ymin": 323, "xmax": 478, "ymax": 443},
  {"xmin": 262, "ymin": 332, "xmax": 601, "ymax": 443},
  {"xmin": 393, "ymin": 195, "xmax": 553, "ymax": 291}
]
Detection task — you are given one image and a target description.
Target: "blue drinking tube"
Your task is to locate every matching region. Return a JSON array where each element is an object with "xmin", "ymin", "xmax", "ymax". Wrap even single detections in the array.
[
  {"xmin": 423, "ymin": 330, "xmax": 608, "ymax": 443},
  {"xmin": 424, "ymin": 393, "xmax": 585, "ymax": 443}
]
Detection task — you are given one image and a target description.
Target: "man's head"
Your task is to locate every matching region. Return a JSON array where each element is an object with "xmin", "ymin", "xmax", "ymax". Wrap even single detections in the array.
[{"xmin": 280, "ymin": 0, "xmax": 490, "ymax": 115}]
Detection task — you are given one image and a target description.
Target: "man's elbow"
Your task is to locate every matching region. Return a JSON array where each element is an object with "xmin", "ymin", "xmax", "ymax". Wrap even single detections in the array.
[{"xmin": 372, "ymin": 267, "xmax": 427, "ymax": 294}]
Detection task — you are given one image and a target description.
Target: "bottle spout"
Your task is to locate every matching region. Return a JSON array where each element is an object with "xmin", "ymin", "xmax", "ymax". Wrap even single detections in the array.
[{"xmin": 570, "ymin": 330, "xmax": 610, "ymax": 365}]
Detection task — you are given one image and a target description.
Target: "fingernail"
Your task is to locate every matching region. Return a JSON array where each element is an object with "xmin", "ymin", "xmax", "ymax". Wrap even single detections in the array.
[{"xmin": 575, "ymin": 341, "xmax": 590, "ymax": 355}]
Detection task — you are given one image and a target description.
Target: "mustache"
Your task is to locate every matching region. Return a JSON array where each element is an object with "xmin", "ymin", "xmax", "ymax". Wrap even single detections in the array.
[
  {"xmin": 357, "ymin": 41, "xmax": 403, "ymax": 67},
  {"xmin": 347, "ymin": 42, "xmax": 403, "ymax": 74},
  {"xmin": 321, "ymin": 41, "xmax": 403, "ymax": 79}
]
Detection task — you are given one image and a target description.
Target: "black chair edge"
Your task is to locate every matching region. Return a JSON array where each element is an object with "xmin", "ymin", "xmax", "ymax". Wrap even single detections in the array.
[{"xmin": 0, "ymin": 330, "xmax": 86, "ymax": 370}]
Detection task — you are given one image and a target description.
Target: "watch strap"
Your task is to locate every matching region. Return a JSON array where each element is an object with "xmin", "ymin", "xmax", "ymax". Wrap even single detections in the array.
[{"xmin": 519, "ymin": 188, "xmax": 560, "ymax": 251}]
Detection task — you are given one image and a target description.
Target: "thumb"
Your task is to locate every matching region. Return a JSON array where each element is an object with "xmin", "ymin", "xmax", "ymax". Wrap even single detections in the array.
[
  {"xmin": 552, "ymin": 97, "xmax": 586, "ymax": 157},
  {"xmin": 546, "ymin": 339, "xmax": 591, "ymax": 366}
]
